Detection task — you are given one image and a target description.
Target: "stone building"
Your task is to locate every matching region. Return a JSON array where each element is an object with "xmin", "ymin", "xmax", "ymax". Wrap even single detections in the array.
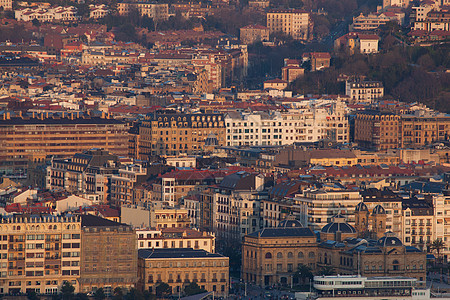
[
  {"xmin": 354, "ymin": 110, "xmax": 400, "ymax": 151},
  {"xmin": 79, "ymin": 215, "xmax": 137, "ymax": 295},
  {"xmin": 133, "ymin": 110, "xmax": 226, "ymax": 158},
  {"xmin": 241, "ymin": 219, "xmax": 317, "ymax": 287},
  {"xmin": 138, "ymin": 248, "xmax": 229, "ymax": 297},
  {"xmin": 240, "ymin": 24, "xmax": 270, "ymax": 44},
  {"xmin": 266, "ymin": 9, "xmax": 310, "ymax": 40}
]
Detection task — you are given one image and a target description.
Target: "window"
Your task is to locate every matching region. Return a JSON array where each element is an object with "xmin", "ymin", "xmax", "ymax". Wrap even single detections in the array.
[
  {"xmin": 277, "ymin": 252, "xmax": 283, "ymax": 259},
  {"xmin": 265, "ymin": 253, "xmax": 272, "ymax": 259}
]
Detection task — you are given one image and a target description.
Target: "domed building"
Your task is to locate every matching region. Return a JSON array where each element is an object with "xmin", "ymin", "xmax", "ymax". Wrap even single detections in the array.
[
  {"xmin": 354, "ymin": 202, "xmax": 387, "ymax": 240},
  {"xmin": 320, "ymin": 214, "xmax": 357, "ymax": 242}
]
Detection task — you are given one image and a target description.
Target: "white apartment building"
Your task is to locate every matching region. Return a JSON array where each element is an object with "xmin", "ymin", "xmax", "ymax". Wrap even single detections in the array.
[
  {"xmin": 267, "ymin": 9, "xmax": 310, "ymax": 40},
  {"xmin": 225, "ymin": 100, "xmax": 349, "ymax": 146},
  {"xmin": 282, "ymin": 99, "xmax": 349, "ymax": 143},
  {"xmin": 224, "ymin": 111, "xmax": 284, "ymax": 146},
  {"xmin": 15, "ymin": 6, "xmax": 79, "ymax": 22},
  {"xmin": 345, "ymin": 81, "xmax": 384, "ymax": 103},
  {"xmin": 135, "ymin": 227, "xmax": 215, "ymax": 252},
  {"xmin": 293, "ymin": 189, "xmax": 363, "ymax": 230}
]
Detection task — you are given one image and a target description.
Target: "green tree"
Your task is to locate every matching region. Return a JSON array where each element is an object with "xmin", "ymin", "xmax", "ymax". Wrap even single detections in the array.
[
  {"xmin": 113, "ymin": 287, "xmax": 123, "ymax": 300},
  {"xmin": 431, "ymin": 239, "xmax": 445, "ymax": 262},
  {"xmin": 31, "ymin": 18, "xmax": 40, "ymax": 27},
  {"xmin": 94, "ymin": 288, "xmax": 105, "ymax": 300},
  {"xmin": 294, "ymin": 264, "xmax": 313, "ymax": 284},
  {"xmin": 74, "ymin": 293, "xmax": 89, "ymax": 300},
  {"xmin": 126, "ymin": 288, "xmax": 144, "ymax": 300},
  {"xmin": 27, "ymin": 291, "xmax": 39, "ymax": 300},
  {"xmin": 317, "ymin": 266, "xmax": 336, "ymax": 276},
  {"xmin": 184, "ymin": 282, "xmax": 207, "ymax": 296},
  {"xmin": 156, "ymin": 282, "xmax": 171, "ymax": 298},
  {"xmin": 61, "ymin": 281, "xmax": 75, "ymax": 300}
]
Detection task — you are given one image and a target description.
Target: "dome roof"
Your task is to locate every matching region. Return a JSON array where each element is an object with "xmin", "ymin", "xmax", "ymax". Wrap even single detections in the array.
[
  {"xmin": 321, "ymin": 214, "xmax": 356, "ymax": 234},
  {"xmin": 278, "ymin": 219, "xmax": 303, "ymax": 228},
  {"xmin": 372, "ymin": 204, "xmax": 386, "ymax": 215},
  {"xmin": 377, "ymin": 232, "xmax": 402, "ymax": 247},
  {"xmin": 355, "ymin": 202, "xmax": 368, "ymax": 212}
]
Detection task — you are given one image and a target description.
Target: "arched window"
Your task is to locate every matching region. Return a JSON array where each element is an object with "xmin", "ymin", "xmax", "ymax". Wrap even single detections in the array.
[
  {"xmin": 277, "ymin": 252, "xmax": 283, "ymax": 259},
  {"xmin": 265, "ymin": 252, "xmax": 272, "ymax": 259},
  {"xmin": 392, "ymin": 260, "xmax": 400, "ymax": 271},
  {"xmin": 308, "ymin": 252, "xmax": 315, "ymax": 258},
  {"xmin": 298, "ymin": 252, "xmax": 304, "ymax": 259},
  {"xmin": 288, "ymin": 252, "xmax": 293, "ymax": 259}
]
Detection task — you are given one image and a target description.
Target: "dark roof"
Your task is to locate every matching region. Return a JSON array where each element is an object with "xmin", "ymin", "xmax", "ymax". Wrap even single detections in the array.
[
  {"xmin": 278, "ymin": 219, "xmax": 303, "ymax": 228},
  {"xmin": 247, "ymin": 227, "xmax": 315, "ymax": 238},
  {"xmin": 377, "ymin": 234, "xmax": 403, "ymax": 247},
  {"xmin": 372, "ymin": 204, "xmax": 386, "ymax": 215},
  {"xmin": 138, "ymin": 248, "xmax": 224, "ymax": 259},
  {"xmin": 355, "ymin": 202, "xmax": 368, "ymax": 212},
  {"xmin": 219, "ymin": 172, "xmax": 260, "ymax": 191},
  {"xmin": 80, "ymin": 214, "xmax": 129, "ymax": 227},
  {"xmin": 321, "ymin": 214, "xmax": 356, "ymax": 234}
]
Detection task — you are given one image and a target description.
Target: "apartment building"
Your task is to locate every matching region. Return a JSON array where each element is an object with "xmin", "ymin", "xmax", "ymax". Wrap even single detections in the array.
[
  {"xmin": 345, "ymin": 81, "xmax": 384, "ymax": 103},
  {"xmin": 152, "ymin": 169, "xmax": 217, "ymax": 207},
  {"xmin": 0, "ymin": 215, "xmax": 81, "ymax": 295},
  {"xmin": 0, "ymin": 112, "xmax": 129, "ymax": 176},
  {"xmin": 79, "ymin": 215, "xmax": 137, "ymax": 294},
  {"xmin": 138, "ymin": 248, "xmax": 229, "ymax": 297},
  {"xmin": 224, "ymin": 111, "xmax": 284, "ymax": 146},
  {"xmin": 293, "ymin": 189, "xmax": 363, "ymax": 230},
  {"xmin": 214, "ymin": 172, "xmax": 266, "ymax": 241},
  {"xmin": 136, "ymin": 227, "xmax": 215, "ymax": 252},
  {"xmin": 413, "ymin": 8, "xmax": 450, "ymax": 31},
  {"xmin": 266, "ymin": 9, "xmax": 310, "ymax": 40},
  {"xmin": 351, "ymin": 12, "xmax": 404, "ymax": 31},
  {"xmin": 354, "ymin": 110, "xmax": 400, "ymax": 150},
  {"xmin": 0, "ymin": 214, "xmax": 136, "ymax": 295},
  {"xmin": 400, "ymin": 112, "xmax": 450, "ymax": 148},
  {"xmin": 46, "ymin": 149, "xmax": 121, "ymax": 204},
  {"xmin": 117, "ymin": 2, "xmax": 169, "ymax": 21},
  {"xmin": 0, "ymin": 0, "xmax": 12, "ymax": 10},
  {"xmin": 240, "ymin": 24, "xmax": 270, "ymax": 44},
  {"xmin": 134, "ymin": 111, "xmax": 226, "ymax": 159},
  {"xmin": 110, "ymin": 163, "xmax": 148, "ymax": 207},
  {"xmin": 15, "ymin": 6, "xmax": 79, "ymax": 22}
]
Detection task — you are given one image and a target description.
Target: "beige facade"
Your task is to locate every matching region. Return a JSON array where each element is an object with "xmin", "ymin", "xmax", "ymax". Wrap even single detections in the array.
[
  {"xmin": 240, "ymin": 24, "xmax": 270, "ymax": 44},
  {"xmin": 0, "ymin": 215, "xmax": 82, "ymax": 295},
  {"xmin": 117, "ymin": 2, "xmax": 168, "ymax": 21},
  {"xmin": 138, "ymin": 249, "xmax": 229, "ymax": 297},
  {"xmin": 0, "ymin": 113, "xmax": 129, "ymax": 176},
  {"xmin": 136, "ymin": 228, "xmax": 215, "ymax": 252},
  {"xmin": 267, "ymin": 9, "xmax": 310, "ymax": 40},
  {"xmin": 79, "ymin": 215, "xmax": 137, "ymax": 294},
  {"xmin": 135, "ymin": 111, "xmax": 226, "ymax": 158}
]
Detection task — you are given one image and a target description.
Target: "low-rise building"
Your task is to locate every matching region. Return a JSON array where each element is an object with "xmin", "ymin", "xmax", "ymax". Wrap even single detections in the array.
[
  {"xmin": 240, "ymin": 24, "xmax": 270, "ymax": 45},
  {"xmin": 346, "ymin": 81, "xmax": 384, "ymax": 103},
  {"xmin": 136, "ymin": 227, "xmax": 215, "ymax": 252},
  {"xmin": 138, "ymin": 248, "xmax": 229, "ymax": 297}
]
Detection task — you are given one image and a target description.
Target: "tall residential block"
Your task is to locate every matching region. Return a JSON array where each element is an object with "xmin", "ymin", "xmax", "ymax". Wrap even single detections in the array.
[
  {"xmin": 132, "ymin": 111, "xmax": 225, "ymax": 158},
  {"xmin": 266, "ymin": 9, "xmax": 310, "ymax": 40},
  {"xmin": 0, "ymin": 112, "xmax": 129, "ymax": 176}
]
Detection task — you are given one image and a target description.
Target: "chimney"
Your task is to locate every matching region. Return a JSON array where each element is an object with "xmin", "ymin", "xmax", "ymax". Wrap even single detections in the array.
[{"xmin": 32, "ymin": 111, "xmax": 35, "ymax": 118}]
